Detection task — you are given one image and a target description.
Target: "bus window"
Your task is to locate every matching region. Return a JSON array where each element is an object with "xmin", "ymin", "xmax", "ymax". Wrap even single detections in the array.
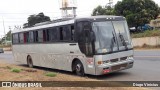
[
  {"xmin": 49, "ymin": 27, "xmax": 59, "ymax": 41},
  {"xmin": 33, "ymin": 31, "xmax": 38, "ymax": 42},
  {"xmin": 24, "ymin": 32, "xmax": 29, "ymax": 43},
  {"xmin": 38, "ymin": 30, "xmax": 43, "ymax": 42},
  {"xmin": 24, "ymin": 32, "xmax": 27, "ymax": 43},
  {"xmin": 71, "ymin": 25, "xmax": 74, "ymax": 41},
  {"xmin": 29, "ymin": 31, "xmax": 34, "ymax": 43},
  {"xmin": 77, "ymin": 21, "xmax": 94, "ymax": 57},
  {"xmin": 12, "ymin": 33, "xmax": 19, "ymax": 44},
  {"xmin": 59, "ymin": 27, "xmax": 63, "ymax": 40},
  {"xmin": 63, "ymin": 26, "xmax": 71, "ymax": 41},
  {"xmin": 46, "ymin": 29, "xmax": 49, "ymax": 42},
  {"xmin": 19, "ymin": 33, "xmax": 24, "ymax": 44},
  {"xmin": 43, "ymin": 30, "xmax": 46, "ymax": 42}
]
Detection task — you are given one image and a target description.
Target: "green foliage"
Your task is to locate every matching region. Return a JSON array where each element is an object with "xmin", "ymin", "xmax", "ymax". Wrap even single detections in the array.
[
  {"xmin": 114, "ymin": 0, "xmax": 160, "ymax": 28},
  {"xmin": 92, "ymin": 5, "xmax": 114, "ymax": 16},
  {"xmin": 6, "ymin": 66, "xmax": 12, "ymax": 69},
  {"xmin": 131, "ymin": 30, "xmax": 160, "ymax": 38},
  {"xmin": 23, "ymin": 12, "xmax": 51, "ymax": 28},
  {"xmin": 6, "ymin": 30, "xmax": 12, "ymax": 41},
  {"xmin": 0, "ymin": 30, "xmax": 12, "ymax": 44},
  {"xmin": 11, "ymin": 68, "xmax": 21, "ymax": 73},
  {"xmin": 45, "ymin": 72, "xmax": 57, "ymax": 77}
]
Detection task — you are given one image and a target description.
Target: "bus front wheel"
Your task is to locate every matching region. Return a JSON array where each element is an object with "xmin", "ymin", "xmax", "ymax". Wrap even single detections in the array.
[
  {"xmin": 74, "ymin": 60, "xmax": 84, "ymax": 76},
  {"xmin": 27, "ymin": 56, "xmax": 33, "ymax": 68}
]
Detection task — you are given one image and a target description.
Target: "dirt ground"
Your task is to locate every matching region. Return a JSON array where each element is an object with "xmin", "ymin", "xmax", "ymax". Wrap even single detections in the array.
[{"xmin": 0, "ymin": 61, "xmax": 150, "ymax": 90}]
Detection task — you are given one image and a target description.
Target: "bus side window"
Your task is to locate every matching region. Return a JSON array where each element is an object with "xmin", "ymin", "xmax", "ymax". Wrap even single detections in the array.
[
  {"xmin": 46, "ymin": 29, "xmax": 49, "ymax": 42},
  {"xmin": 43, "ymin": 30, "xmax": 46, "ymax": 42},
  {"xmin": 34, "ymin": 31, "xmax": 38, "ymax": 42},
  {"xmin": 29, "ymin": 31, "xmax": 34, "ymax": 43},
  {"xmin": 76, "ymin": 21, "xmax": 93, "ymax": 57},
  {"xmin": 60, "ymin": 27, "xmax": 63, "ymax": 40},
  {"xmin": 24, "ymin": 32, "xmax": 27, "ymax": 43},
  {"xmin": 63, "ymin": 25, "xmax": 71, "ymax": 41},
  {"xmin": 48, "ymin": 27, "xmax": 58, "ymax": 42},
  {"xmin": 71, "ymin": 25, "xmax": 74, "ymax": 41},
  {"xmin": 38, "ymin": 30, "xmax": 43, "ymax": 42},
  {"xmin": 12, "ymin": 33, "xmax": 19, "ymax": 44},
  {"xmin": 25, "ymin": 32, "xmax": 29, "ymax": 43},
  {"xmin": 19, "ymin": 33, "xmax": 24, "ymax": 44}
]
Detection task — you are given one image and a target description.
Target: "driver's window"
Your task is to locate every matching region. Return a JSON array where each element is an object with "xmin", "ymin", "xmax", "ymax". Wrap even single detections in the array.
[{"xmin": 77, "ymin": 21, "xmax": 94, "ymax": 57}]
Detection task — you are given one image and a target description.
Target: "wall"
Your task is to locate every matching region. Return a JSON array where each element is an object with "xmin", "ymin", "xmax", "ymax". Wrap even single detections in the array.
[{"xmin": 132, "ymin": 36, "xmax": 160, "ymax": 47}]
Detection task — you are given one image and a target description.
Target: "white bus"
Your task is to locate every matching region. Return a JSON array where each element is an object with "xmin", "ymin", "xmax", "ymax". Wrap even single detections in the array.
[{"xmin": 12, "ymin": 16, "xmax": 134, "ymax": 76}]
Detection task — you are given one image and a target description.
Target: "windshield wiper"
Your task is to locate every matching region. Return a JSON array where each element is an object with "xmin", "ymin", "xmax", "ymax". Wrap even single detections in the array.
[
  {"xmin": 110, "ymin": 32, "xmax": 116, "ymax": 52},
  {"xmin": 118, "ymin": 32, "xmax": 128, "ymax": 50}
]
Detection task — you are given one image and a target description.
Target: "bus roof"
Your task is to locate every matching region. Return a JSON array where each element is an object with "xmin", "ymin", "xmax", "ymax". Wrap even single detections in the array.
[{"xmin": 12, "ymin": 15, "xmax": 125, "ymax": 34}]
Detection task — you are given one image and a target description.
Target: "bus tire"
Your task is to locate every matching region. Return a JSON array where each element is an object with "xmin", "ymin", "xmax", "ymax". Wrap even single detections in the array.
[
  {"xmin": 74, "ymin": 60, "xmax": 85, "ymax": 76},
  {"xmin": 27, "ymin": 56, "xmax": 33, "ymax": 68}
]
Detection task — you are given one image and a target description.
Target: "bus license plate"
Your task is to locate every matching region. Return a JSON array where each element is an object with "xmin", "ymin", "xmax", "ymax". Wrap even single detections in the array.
[{"xmin": 111, "ymin": 63, "xmax": 127, "ymax": 71}]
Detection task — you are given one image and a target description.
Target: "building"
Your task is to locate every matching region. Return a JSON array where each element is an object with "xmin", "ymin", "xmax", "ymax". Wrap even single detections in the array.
[{"xmin": 150, "ymin": 15, "xmax": 160, "ymax": 29}]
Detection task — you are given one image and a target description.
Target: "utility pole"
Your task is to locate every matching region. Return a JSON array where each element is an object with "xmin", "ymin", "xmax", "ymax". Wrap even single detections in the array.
[{"xmin": 2, "ymin": 17, "xmax": 6, "ymax": 45}]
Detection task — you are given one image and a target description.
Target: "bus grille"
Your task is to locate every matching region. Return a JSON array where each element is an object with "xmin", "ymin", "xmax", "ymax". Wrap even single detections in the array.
[
  {"xmin": 111, "ymin": 63, "xmax": 128, "ymax": 71},
  {"xmin": 120, "ymin": 57, "xmax": 127, "ymax": 61},
  {"xmin": 110, "ymin": 58, "xmax": 119, "ymax": 63}
]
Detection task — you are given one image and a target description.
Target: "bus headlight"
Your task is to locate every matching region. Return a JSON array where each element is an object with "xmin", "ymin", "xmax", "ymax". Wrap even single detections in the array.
[
  {"xmin": 98, "ymin": 60, "xmax": 109, "ymax": 65},
  {"xmin": 98, "ymin": 61, "xmax": 103, "ymax": 65},
  {"xmin": 128, "ymin": 56, "xmax": 134, "ymax": 60}
]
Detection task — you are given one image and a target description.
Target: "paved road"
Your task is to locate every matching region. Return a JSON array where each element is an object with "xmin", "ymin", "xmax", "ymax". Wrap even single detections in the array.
[
  {"xmin": 0, "ymin": 51, "xmax": 14, "ymax": 63},
  {"xmin": 0, "ymin": 50, "xmax": 160, "ymax": 81}
]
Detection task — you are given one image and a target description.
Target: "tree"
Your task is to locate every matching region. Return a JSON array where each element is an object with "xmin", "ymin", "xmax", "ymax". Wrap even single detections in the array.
[
  {"xmin": 23, "ymin": 12, "xmax": 51, "ymax": 28},
  {"xmin": 0, "ymin": 30, "xmax": 12, "ymax": 44},
  {"xmin": 92, "ymin": 5, "xmax": 114, "ymax": 16},
  {"xmin": 6, "ymin": 30, "xmax": 12, "ymax": 41},
  {"xmin": 114, "ymin": 0, "xmax": 160, "ymax": 29}
]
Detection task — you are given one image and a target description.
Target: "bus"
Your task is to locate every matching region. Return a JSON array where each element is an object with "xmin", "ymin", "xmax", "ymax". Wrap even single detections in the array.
[{"xmin": 12, "ymin": 16, "xmax": 134, "ymax": 76}]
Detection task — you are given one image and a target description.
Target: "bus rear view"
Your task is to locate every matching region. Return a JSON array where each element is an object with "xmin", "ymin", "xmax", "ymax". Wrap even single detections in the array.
[{"xmin": 75, "ymin": 16, "xmax": 134, "ymax": 75}]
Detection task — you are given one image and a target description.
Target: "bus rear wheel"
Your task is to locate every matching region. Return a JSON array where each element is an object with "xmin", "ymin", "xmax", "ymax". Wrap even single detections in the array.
[
  {"xmin": 27, "ymin": 56, "xmax": 33, "ymax": 68},
  {"xmin": 74, "ymin": 60, "xmax": 84, "ymax": 76}
]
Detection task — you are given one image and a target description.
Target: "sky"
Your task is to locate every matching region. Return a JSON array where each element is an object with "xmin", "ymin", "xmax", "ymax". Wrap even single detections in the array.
[{"xmin": 0, "ymin": 0, "xmax": 160, "ymax": 37}]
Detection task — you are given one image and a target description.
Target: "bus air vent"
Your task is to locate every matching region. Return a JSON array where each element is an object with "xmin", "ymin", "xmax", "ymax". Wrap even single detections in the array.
[
  {"xmin": 120, "ymin": 57, "xmax": 127, "ymax": 61},
  {"xmin": 110, "ymin": 58, "xmax": 119, "ymax": 63}
]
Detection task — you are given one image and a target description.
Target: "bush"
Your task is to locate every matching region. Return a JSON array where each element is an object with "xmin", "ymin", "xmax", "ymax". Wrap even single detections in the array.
[
  {"xmin": 45, "ymin": 72, "xmax": 57, "ymax": 77},
  {"xmin": 131, "ymin": 30, "xmax": 160, "ymax": 38},
  {"xmin": 11, "ymin": 68, "xmax": 21, "ymax": 73},
  {"xmin": 134, "ymin": 44, "xmax": 160, "ymax": 49}
]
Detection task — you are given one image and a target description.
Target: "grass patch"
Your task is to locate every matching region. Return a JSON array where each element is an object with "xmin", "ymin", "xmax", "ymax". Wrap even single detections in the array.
[
  {"xmin": 131, "ymin": 30, "xmax": 160, "ymax": 38},
  {"xmin": 11, "ymin": 68, "xmax": 21, "ymax": 73},
  {"xmin": 45, "ymin": 72, "xmax": 57, "ymax": 77},
  {"xmin": 6, "ymin": 66, "xmax": 12, "ymax": 69},
  {"xmin": 0, "ymin": 44, "xmax": 11, "ymax": 48},
  {"xmin": 134, "ymin": 44, "xmax": 160, "ymax": 49}
]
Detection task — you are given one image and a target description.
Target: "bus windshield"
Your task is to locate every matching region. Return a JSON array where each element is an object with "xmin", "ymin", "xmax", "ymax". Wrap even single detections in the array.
[{"xmin": 92, "ymin": 21, "xmax": 132, "ymax": 54}]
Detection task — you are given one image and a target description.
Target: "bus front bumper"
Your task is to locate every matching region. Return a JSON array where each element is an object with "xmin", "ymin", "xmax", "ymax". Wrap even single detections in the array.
[{"xmin": 95, "ymin": 59, "xmax": 134, "ymax": 75}]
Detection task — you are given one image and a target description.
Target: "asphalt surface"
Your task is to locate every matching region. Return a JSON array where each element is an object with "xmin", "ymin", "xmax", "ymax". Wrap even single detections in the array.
[{"xmin": 0, "ymin": 50, "xmax": 160, "ymax": 81}]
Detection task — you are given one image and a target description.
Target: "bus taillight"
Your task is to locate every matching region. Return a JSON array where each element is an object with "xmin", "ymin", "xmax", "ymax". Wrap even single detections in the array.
[{"xmin": 103, "ymin": 69, "xmax": 110, "ymax": 74}]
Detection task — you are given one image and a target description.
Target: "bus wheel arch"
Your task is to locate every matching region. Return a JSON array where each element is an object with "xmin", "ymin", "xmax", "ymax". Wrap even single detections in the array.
[
  {"xmin": 27, "ymin": 55, "xmax": 33, "ymax": 68},
  {"xmin": 72, "ymin": 58, "xmax": 85, "ymax": 76}
]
